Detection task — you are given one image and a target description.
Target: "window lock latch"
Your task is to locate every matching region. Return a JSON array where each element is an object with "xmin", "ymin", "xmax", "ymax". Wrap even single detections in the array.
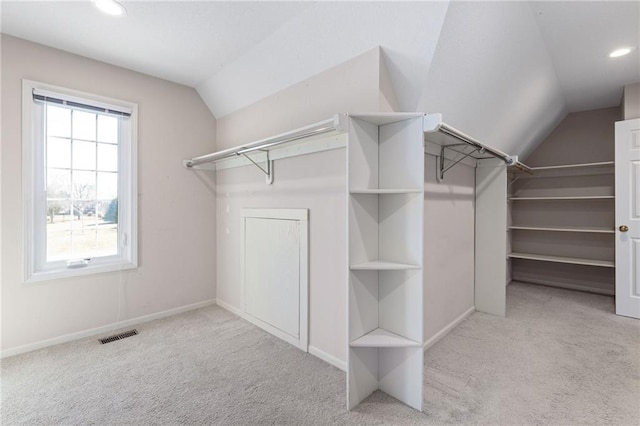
[{"xmin": 66, "ymin": 258, "xmax": 91, "ymax": 269}]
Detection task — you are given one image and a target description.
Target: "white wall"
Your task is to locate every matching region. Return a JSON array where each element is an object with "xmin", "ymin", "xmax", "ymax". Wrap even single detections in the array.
[
  {"xmin": 424, "ymin": 156, "xmax": 475, "ymax": 342},
  {"xmin": 1, "ymin": 35, "xmax": 217, "ymax": 354},
  {"xmin": 623, "ymin": 83, "xmax": 640, "ymax": 120},
  {"xmin": 524, "ymin": 107, "xmax": 620, "ymax": 166}
]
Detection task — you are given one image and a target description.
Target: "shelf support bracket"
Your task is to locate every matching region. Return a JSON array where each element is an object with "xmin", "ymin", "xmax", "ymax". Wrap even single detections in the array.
[
  {"xmin": 437, "ymin": 145, "xmax": 481, "ymax": 182},
  {"xmin": 239, "ymin": 150, "xmax": 274, "ymax": 184}
]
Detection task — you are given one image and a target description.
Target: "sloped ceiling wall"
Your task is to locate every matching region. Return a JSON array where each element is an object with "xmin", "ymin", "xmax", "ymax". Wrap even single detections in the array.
[
  {"xmin": 197, "ymin": 0, "xmax": 572, "ymax": 158},
  {"xmin": 417, "ymin": 1, "xmax": 566, "ymax": 158},
  {"xmin": 3, "ymin": 1, "xmax": 637, "ymax": 159},
  {"xmin": 196, "ymin": 1, "xmax": 450, "ymax": 118}
]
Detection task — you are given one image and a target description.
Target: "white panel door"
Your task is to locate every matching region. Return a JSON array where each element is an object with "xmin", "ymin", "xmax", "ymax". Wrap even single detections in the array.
[
  {"xmin": 615, "ymin": 119, "xmax": 640, "ymax": 319},
  {"xmin": 241, "ymin": 209, "xmax": 309, "ymax": 350}
]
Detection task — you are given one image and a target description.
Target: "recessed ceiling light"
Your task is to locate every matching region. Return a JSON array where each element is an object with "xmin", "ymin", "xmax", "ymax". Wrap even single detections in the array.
[
  {"xmin": 93, "ymin": 0, "xmax": 126, "ymax": 16},
  {"xmin": 609, "ymin": 47, "xmax": 632, "ymax": 58}
]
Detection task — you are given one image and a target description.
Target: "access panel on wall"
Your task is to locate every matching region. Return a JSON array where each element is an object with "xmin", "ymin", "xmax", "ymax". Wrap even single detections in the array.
[{"xmin": 241, "ymin": 209, "xmax": 309, "ymax": 350}]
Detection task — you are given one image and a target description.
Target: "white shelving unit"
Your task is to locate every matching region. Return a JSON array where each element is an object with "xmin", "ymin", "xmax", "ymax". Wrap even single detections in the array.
[
  {"xmin": 347, "ymin": 113, "xmax": 424, "ymax": 411},
  {"xmin": 508, "ymin": 252, "xmax": 615, "ymax": 268},
  {"xmin": 186, "ymin": 112, "xmax": 528, "ymax": 412},
  {"xmin": 508, "ymin": 161, "xmax": 616, "ymax": 293}
]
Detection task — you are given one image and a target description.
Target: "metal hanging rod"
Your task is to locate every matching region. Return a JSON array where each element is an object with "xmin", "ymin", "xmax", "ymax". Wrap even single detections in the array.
[
  {"xmin": 184, "ymin": 116, "xmax": 343, "ymax": 168},
  {"xmin": 423, "ymin": 114, "xmax": 533, "ymax": 180}
]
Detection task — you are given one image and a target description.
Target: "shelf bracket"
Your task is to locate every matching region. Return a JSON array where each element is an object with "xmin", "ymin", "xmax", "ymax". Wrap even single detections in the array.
[
  {"xmin": 239, "ymin": 150, "xmax": 274, "ymax": 184},
  {"xmin": 437, "ymin": 145, "xmax": 482, "ymax": 182}
]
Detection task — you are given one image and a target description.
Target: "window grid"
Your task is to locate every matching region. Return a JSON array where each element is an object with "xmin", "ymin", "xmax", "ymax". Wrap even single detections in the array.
[{"xmin": 45, "ymin": 105, "xmax": 119, "ymax": 262}]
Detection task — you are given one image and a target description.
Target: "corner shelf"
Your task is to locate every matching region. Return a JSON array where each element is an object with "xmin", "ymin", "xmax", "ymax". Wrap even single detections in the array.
[
  {"xmin": 509, "ymin": 252, "xmax": 614, "ymax": 268},
  {"xmin": 347, "ymin": 114, "xmax": 424, "ymax": 411},
  {"xmin": 508, "ymin": 226, "xmax": 615, "ymax": 234},
  {"xmin": 350, "ymin": 328, "xmax": 421, "ymax": 348}
]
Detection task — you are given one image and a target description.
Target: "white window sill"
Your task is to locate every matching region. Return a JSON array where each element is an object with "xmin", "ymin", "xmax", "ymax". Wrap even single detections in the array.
[{"xmin": 25, "ymin": 261, "xmax": 137, "ymax": 284}]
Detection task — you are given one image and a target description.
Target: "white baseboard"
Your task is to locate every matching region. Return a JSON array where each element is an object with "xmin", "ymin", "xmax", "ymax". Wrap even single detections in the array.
[
  {"xmin": 1, "ymin": 298, "xmax": 217, "ymax": 359},
  {"xmin": 215, "ymin": 298, "xmax": 243, "ymax": 317},
  {"xmin": 309, "ymin": 345, "xmax": 347, "ymax": 372},
  {"xmin": 423, "ymin": 306, "xmax": 475, "ymax": 352},
  {"xmin": 215, "ymin": 299, "xmax": 348, "ymax": 372}
]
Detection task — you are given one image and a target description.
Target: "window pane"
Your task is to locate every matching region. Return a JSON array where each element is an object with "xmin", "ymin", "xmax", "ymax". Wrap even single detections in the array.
[
  {"xmin": 97, "ymin": 172, "xmax": 118, "ymax": 200},
  {"xmin": 97, "ymin": 115, "xmax": 118, "ymax": 143},
  {"xmin": 47, "ymin": 137, "xmax": 71, "ymax": 169},
  {"xmin": 73, "ymin": 171, "xmax": 96, "ymax": 203},
  {"xmin": 72, "ymin": 141, "xmax": 96, "ymax": 170},
  {"xmin": 46, "ymin": 106, "xmax": 71, "ymax": 138},
  {"xmin": 72, "ymin": 110, "xmax": 96, "ymax": 141},
  {"xmin": 46, "ymin": 199, "xmax": 73, "ymax": 262},
  {"xmin": 97, "ymin": 143, "xmax": 118, "ymax": 172},
  {"xmin": 47, "ymin": 169, "xmax": 71, "ymax": 198},
  {"xmin": 96, "ymin": 223, "xmax": 118, "ymax": 257},
  {"xmin": 70, "ymin": 221, "xmax": 98, "ymax": 259}
]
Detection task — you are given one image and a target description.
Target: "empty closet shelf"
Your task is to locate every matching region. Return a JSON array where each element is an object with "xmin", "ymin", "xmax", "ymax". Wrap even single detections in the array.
[
  {"xmin": 508, "ymin": 252, "xmax": 615, "ymax": 268},
  {"xmin": 349, "ymin": 189, "xmax": 423, "ymax": 194},
  {"xmin": 509, "ymin": 196, "xmax": 614, "ymax": 201},
  {"xmin": 350, "ymin": 261, "xmax": 421, "ymax": 270},
  {"xmin": 350, "ymin": 328, "xmax": 421, "ymax": 348},
  {"xmin": 508, "ymin": 226, "xmax": 615, "ymax": 234},
  {"xmin": 530, "ymin": 161, "xmax": 614, "ymax": 171}
]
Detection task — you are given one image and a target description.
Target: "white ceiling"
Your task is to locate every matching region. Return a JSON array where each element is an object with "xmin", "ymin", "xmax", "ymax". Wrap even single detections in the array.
[{"xmin": 2, "ymin": 1, "xmax": 639, "ymax": 156}]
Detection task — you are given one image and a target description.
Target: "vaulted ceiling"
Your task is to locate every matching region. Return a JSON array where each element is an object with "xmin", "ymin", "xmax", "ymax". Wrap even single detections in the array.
[{"xmin": 2, "ymin": 1, "xmax": 638, "ymax": 157}]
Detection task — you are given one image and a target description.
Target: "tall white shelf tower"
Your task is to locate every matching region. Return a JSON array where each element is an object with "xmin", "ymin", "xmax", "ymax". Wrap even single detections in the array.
[{"xmin": 346, "ymin": 114, "xmax": 425, "ymax": 410}]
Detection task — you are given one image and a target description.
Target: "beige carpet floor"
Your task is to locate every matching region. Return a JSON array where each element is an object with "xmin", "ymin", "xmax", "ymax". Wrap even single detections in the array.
[{"xmin": 2, "ymin": 282, "xmax": 639, "ymax": 425}]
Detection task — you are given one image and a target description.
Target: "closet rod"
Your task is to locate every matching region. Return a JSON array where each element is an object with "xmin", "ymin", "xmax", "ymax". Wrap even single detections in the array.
[
  {"xmin": 437, "ymin": 122, "xmax": 531, "ymax": 173},
  {"xmin": 185, "ymin": 116, "xmax": 342, "ymax": 168}
]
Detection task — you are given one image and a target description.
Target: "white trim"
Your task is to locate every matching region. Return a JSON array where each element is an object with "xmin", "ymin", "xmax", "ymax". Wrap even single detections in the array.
[
  {"xmin": 308, "ymin": 345, "xmax": 347, "ymax": 372},
  {"xmin": 215, "ymin": 298, "xmax": 243, "ymax": 317},
  {"xmin": 0, "ymin": 299, "xmax": 217, "ymax": 359},
  {"xmin": 423, "ymin": 306, "xmax": 475, "ymax": 351},
  {"xmin": 215, "ymin": 300, "xmax": 347, "ymax": 372}
]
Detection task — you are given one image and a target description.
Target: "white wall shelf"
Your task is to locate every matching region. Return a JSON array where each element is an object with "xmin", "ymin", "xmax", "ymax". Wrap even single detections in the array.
[
  {"xmin": 509, "ymin": 196, "xmax": 615, "ymax": 201},
  {"xmin": 349, "ymin": 328, "xmax": 421, "ymax": 348},
  {"xmin": 509, "ymin": 252, "xmax": 614, "ymax": 268},
  {"xmin": 508, "ymin": 155, "xmax": 616, "ymax": 294},
  {"xmin": 350, "ymin": 261, "xmax": 421, "ymax": 270},
  {"xmin": 508, "ymin": 226, "xmax": 615, "ymax": 234},
  {"xmin": 530, "ymin": 161, "xmax": 614, "ymax": 171},
  {"xmin": 349, "ymin": 189, "xmax": 422, "ymax": 194}
]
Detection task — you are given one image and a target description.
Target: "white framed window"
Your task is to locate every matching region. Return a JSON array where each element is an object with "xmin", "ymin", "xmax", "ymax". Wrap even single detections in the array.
[{"xmin": 22, "ymin": 80, "xmax": 138, "ymax": 282}]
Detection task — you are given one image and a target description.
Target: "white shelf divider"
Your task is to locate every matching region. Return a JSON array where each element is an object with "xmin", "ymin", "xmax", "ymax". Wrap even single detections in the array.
[
  {"xmin": 349, "ymin": 188, "xmax": 422, "ymax": 194},
  {"xmin": 509, "ymin": 252, "xmax": 615, "ymax": 268},
  {"xmin": 350, "ymin": 261, "xmax": 421, "ymax": 270},
  {"xmin": 509, "ymin": 195, "xmax": 615, "ymax": 201},
  {"xmin": 350, "ymin": 328, "xmax": 421, "ymax": 348},
  {"xmin": 508, "ymin": 226, "xmax": 615, "ymax": 234}
]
